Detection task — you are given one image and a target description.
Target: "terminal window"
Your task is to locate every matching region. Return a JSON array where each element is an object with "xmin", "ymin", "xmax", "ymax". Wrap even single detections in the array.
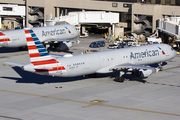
[
  {"xmin": 156, "ymin": 0, "xmax": 161, "ymax": 4},
  {"xmin": 170, "ymin": 0, "xmax": 176, "ymax": 5},
  {"xmin": 146, "ymin": 0, "xmax": 151, "ymax": 4},
  {"xmin": 3, "ymin": 7, "xmax": 13, "ymax": 11}
]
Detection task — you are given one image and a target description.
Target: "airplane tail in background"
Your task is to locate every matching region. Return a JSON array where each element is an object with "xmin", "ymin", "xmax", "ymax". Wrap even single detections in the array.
[
  {"xmin": 24, "ymin": 29, "xmax": 65, "ymax": 72},
  {"xmin": 25, "ymin": 29, "xmax": 50, "ymax": 60}
]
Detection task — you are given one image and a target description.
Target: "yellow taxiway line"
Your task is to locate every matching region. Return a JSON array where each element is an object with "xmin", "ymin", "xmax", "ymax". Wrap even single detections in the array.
[
  {"xmin": 0, "ymin": 52, "xmax": 28, "ymax": 59},
  {"xmin": 0, "ymin": 89, "xmax": 180, "ymax": 117},
  {"xmin": 1, "ymin": 57, "xmax": 180, "ymax": 116},
  {"xmin": 0, "ymin": 115, "xmax": 22, "ymax": 120}
]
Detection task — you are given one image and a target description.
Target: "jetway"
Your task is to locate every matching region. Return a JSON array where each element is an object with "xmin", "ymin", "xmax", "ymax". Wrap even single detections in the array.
[
  {"xmin": 46, "ymin": 11, "xmax": 119, "ymax": 37},
  {"xmin": 0, "ymin": 4, "xmax": 25, "ymax": 29},
  {"xmin": 46, "ymin": 11, "xmax": 119, "ymax": 26},
  {"xmin": 157, "ymin": 17, "xmax": 180, "ymax": 40}
]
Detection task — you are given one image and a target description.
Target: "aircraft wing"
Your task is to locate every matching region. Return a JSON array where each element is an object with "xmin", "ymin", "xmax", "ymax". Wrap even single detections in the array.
[
  {"xmin": 3, "ymin": 62, "xmax": 26, "ymax": 67},
  {"xmin": 110, "ymin": 64, "xmax": 159, "ymax": 72}
]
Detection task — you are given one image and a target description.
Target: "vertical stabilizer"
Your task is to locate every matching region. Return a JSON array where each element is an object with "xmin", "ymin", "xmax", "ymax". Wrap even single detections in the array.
[{"xmin": 24, "ymin": 29, "xmax": 65, "ymax": 72}]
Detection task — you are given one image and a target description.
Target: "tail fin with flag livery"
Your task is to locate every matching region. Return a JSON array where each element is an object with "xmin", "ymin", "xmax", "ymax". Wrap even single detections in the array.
[{"xmin": 24, "ymin": 29, "xmax": 65, "ymax": 73}]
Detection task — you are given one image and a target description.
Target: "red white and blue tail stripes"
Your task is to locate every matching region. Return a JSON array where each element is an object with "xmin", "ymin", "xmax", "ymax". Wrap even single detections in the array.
[
  {"xmin": 25, "ymin": 30, "xmax": 49, "ymax": 58},
  {"xmin": 24, "ymin": 29, "xmax": 65, "ymax": 73},
  {"xmin": 0, "ymin": 32, "xmax": 10, "ymax": 42}
]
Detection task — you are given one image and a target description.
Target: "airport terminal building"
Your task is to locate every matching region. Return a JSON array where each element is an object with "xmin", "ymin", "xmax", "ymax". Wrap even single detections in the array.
[{"xmin": 0, "ymin": 0, "xmax": 180, "ymax": 34}]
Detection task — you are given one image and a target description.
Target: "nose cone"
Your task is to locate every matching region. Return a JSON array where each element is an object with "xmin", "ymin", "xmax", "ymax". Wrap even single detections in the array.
[{"xmin": 68, "ymin": 25, "xmax": 79, "ymax": 37}]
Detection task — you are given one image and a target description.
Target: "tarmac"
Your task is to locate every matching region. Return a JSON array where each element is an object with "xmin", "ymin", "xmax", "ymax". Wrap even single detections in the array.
[{"xmin": 0, "ymin": 34, "xmax": 180, "ymax": 120}]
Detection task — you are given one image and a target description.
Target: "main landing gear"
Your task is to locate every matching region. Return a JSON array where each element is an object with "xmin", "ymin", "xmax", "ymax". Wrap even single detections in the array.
[{"xmin": 115, "ymin": 71, "xmax": 125, "ymax": 83}]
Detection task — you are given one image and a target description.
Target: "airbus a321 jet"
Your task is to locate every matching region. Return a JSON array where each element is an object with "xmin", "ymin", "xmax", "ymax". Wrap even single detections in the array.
[
  {"xmin": 4, "ymin": 29, "xmax": 176, "ymax": 82},
  {"xmin": 0, "ymin": 24, "xmax": 79, "ymax": 51}
]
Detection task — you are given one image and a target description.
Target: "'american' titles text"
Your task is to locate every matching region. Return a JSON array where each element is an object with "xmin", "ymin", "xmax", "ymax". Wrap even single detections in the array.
[
  {"xmin": 42, "ymin": 28, "xmax": 66, "ymax": 37},
  {"xmin": 130, "ymin": 49, "xmax": 159, "ymax": 59}
]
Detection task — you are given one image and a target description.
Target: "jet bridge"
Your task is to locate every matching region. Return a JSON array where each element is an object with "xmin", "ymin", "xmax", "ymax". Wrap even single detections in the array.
[
  {"xmin": 0, "ymin": 4, "xmax": 25, "ymax": 29},
  {"xmin": 157, "ymin": 18, "xmax": 180, "ymax": 40},
  {"xmin": 46, "ymin": 11, "xmax": 119, "ymax": 26},
  {"xmin": 46, "ymin": 11, "xmax": 119, "ymax": 37}
]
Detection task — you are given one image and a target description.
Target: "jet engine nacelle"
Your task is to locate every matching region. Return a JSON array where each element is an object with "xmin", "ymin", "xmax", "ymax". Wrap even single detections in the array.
[
  {"xmin": 58, "ymin": 41, "xmax": 72, "ymax": 51},
  {"xmin": 59, "ymin": 42, "xmax": 72, "ymax": 50},
  {"xmin": 132, "ymin": 69, "xmax": 153, "ymax": 78},
  {"xmin": 47, "ymin": 41, "xmax": 73, "ymax": 52}
]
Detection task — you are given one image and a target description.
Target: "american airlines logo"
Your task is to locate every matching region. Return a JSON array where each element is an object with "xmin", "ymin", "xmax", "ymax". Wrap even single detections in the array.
[
  {"xmin": 130, "ymin": 49, "xmax": 159, "ymax": 59},
  {"xmin": 42, "ymin": 28, "xmax": 66, "ymax": 37}
]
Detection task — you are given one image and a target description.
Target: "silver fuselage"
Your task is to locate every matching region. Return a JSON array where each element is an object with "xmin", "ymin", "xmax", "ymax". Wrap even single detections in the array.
[
  {"xmin": 0, "ymin": 24, "xmax": 79, "ymax": 47},
  {"xmin": 24, "ymin": 44, "xmax": 176, "ymax": 77}
]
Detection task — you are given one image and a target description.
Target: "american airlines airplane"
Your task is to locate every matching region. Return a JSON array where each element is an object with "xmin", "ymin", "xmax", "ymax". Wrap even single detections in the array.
[
  {"xmin": 4, "ymin": 29, "xmax": 176, "ymax": 82},
  {"xmin": 0, "ymin": 24, "xmax": 79, "ymax": 51}
]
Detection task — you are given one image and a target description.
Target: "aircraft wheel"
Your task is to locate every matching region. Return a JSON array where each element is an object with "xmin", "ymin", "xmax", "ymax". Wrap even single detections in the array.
[
  {"xmin": 102, "ymin": 43, "xmax": 105, "ymax": 47},
  {"xmin": 47, "ymin": 48, "xmax": 50, "ymax": 53},
  {"xmin": 158, "ymin": 66, "xmax": 163, "ymax": 71},
  {"xmin": 97, "ymin": 44, "xmax": 100, "ymax": 48},
  {"xmin": 115, "ymin": 76, "xmax": 124, "ymax": 83}
]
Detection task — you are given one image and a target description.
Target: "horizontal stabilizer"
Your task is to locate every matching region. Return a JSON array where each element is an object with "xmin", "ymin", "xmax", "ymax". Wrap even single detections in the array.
[{"xmin": 3, "ymin": 62, "xmax": 26, "ymax": 67}]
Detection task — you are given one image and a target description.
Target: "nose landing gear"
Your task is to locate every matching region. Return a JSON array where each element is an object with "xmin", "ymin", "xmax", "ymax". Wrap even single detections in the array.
[{"xmin": 158, "ymin": 62, "xmax": 163, "ymax": 71}]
